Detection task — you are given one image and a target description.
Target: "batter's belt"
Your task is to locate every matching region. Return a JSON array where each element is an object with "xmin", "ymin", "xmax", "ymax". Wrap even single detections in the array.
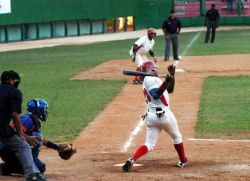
[{"xmin": 148, "ymin": 107, "xmax": 165, "ymax": 118}]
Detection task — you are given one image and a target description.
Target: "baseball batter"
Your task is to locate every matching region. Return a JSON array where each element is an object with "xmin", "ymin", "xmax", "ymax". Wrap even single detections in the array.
[
  {"xmin": 122, "ymin": 61, "xmax": 188, "ymax": 172},
  {"xmin": 129, "ymin": 28, "xmax": 157, "ymax": 84}
]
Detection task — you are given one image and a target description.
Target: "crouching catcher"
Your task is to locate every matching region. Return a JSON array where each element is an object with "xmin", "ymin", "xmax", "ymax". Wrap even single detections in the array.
[{"xmin": 0, "ymin": 98, "xmax": 76, "ymax": 176}]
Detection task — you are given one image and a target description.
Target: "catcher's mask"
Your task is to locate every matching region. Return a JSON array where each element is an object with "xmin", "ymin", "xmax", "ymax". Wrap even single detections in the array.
[
  {"xmin": 0, "ymin": 70, "xmax": 21, "ymax": 88},
  {"xmin": 141, "ymin": 61, "xmax": 157, "ymax": 76},
  {"xmin": 27, "ymin": 98, "xmax": 49, "ymax": 121}
]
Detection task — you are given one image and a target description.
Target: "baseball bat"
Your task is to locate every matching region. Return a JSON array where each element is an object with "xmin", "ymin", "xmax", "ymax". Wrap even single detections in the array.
[{"xmin": 123, "ymin": 70, "xmax": 158, "ymax": 77}]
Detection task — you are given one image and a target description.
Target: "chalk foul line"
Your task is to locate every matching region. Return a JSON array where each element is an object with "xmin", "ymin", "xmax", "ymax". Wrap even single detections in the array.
[
  {"xmin": 121, "ymin": 119, "xmax": 144, "ymax": 152},
  {"xmin": 187, "ymin": 138, "xmax": 250, "ymax": 142}
]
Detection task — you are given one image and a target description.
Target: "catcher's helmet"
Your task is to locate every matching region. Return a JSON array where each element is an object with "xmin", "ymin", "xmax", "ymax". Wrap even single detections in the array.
[
  {"xmin": 27, "ymin": 98, "xmax": 49, "ymax": 121},
  {"xmin": 147, "ymin": 28, "xmax": 156, "ymax": 36},
  {"xmin": 141, "ymin": 61, "xmax": 157, "ymax": 75},
  {"xmin": 0, "ymin": 70, "xmax": 21, "ymax": 88}
]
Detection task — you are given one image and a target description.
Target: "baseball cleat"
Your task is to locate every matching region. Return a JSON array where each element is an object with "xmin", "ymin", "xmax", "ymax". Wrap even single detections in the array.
[
  {"xmin": 132, "ymin": 80, "xmax": 139, "ymax": 84},
  {"xmin": 164, "ymin": 58, "xmax": 169, "ymax": 61},
  {"xmin": 26, "ymin": 173, "xmax": 48, "ymax": 181},
  {"xmin": 132, "ymin": 80, "xmax": 142, "ymax": 84},
  {"xmin": 177, "ymin": 160, "xmax": 188, "ymax": 168},
  {"xmin": 122, "ymin": 157, "xmax": 134, "ymax": 172}
]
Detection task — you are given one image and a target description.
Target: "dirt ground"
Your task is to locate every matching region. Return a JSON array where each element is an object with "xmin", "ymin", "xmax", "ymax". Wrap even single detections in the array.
[{"xmin": 1, "ymin": 54, "xmax": 250, "ymax": 181}]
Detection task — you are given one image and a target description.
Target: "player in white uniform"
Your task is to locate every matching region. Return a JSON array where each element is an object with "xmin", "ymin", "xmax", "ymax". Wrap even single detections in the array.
[
  {"xmin": 129, "ymin": 28, "xmax": 157, "ymax": 84},
  {"xmin": 122, "ymin": 61, "xmax": 188, "ymax": 172}
]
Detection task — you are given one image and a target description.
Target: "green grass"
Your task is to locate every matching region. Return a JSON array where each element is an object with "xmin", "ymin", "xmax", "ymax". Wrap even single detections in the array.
[
  {"xmin": 183, "ymin": 30, "xmax": 250, "ymax": 55},
  {"xmin": 153, "ymin": 29, "xmax": 250, "ymax": 56},
  {"xmin": 1, "ymin": 29, "xmax": 250, "ymax": 141},
  {"xmin": 196, "ymin": 76, "xmax": 250, "ymax": 139},
  {"xmin": 0, "ymin": 43, "xmax": 129, "ymax": 142}
]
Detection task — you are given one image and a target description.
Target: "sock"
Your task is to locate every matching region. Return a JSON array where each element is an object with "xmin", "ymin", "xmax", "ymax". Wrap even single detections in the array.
[
  {"xmin": 132, "ymin": 145, "xmax": 148, "ymax": 161},
  {"xmin": 134, "ymin": 67, "xmax": 142, "ymax": 81},
  {"xmin": 174, "ymin": 142, "xmax": 187, "ymax": 162}
]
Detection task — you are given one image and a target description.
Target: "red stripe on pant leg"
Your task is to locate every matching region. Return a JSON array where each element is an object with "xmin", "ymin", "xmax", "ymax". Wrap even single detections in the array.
[{"xmin": 132, "ymin": 145, "xmax": 148, "ymax": 161}]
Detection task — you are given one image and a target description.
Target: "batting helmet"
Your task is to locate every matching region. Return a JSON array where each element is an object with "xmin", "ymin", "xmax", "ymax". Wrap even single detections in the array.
[
  {"xmin": 27, "ymin": 98, "xmax": 49, "ymax": 121},
  {"xmin": 147, "ymin": 28, "xmax": 156, "ymax": 36},
  {"xmin": 141, "ymin": 61, "xmax": 157, "ymax": 75}
]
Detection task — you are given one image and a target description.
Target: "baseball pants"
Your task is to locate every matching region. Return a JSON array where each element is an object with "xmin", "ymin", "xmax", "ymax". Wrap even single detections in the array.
[
  {"xmin": 165, "ymin": 33, "xmax": 179, "ymax": 60},
  {"xmin": 144, "ymin": 108, "xmax": 183, "ymax": 151}
]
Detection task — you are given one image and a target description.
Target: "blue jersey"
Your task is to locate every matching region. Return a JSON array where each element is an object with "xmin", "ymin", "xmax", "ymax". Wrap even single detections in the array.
[
  {"xmin": 20, "ymin": 113, "xmax": 43, "ymax": 146},
  {"xmin": 20, "ymin": 113, "xmax": 41, "ymax": 133}
]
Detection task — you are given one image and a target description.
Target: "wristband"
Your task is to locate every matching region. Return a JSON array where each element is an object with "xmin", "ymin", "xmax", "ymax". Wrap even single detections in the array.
[{"xmin": 46, "ymin": 141, "xmax": 59, "ymax": 150}]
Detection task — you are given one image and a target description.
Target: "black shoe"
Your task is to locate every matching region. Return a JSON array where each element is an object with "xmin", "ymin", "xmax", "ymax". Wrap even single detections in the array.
[
  {"xmin": 0, "ymin": 163, "xmax": 12, "ymax": 176},
  {"xmin": 174, "ymin": 57, "xmax": 181, "ymax": 61},
  {"xmin": 164, "ymin": 57, "xmax": 169, "ymax": 61},
  {"xmin": 122, "ymin": 158, "xmax": 134, "ymax": 172},
  {"xmin": 177, "ymin": 160, "xmax": 188, "ymax": 168},
  {"xmin": 177, "ymin": 157, "xmax": 188, "ymax": 168},
  {"xmin": 0, "ymin": 163, "xmax": 24, "ymax": 176},
  {"xmin": 26, "ymin": 173, "xmax": 48, "ymax": 181},
  {"xmin": 132, "ymin": 80, "xmax": 142, "ymax": 84}
]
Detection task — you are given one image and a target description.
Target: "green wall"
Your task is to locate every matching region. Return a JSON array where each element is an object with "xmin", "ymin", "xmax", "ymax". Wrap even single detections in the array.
[
  {"xmin": 0, "ymin": 0, "xmax": 249, "ymax": 43},
  {"xmin": 0, "ymin": 0, "xmax": 171, "ymax": 29}
]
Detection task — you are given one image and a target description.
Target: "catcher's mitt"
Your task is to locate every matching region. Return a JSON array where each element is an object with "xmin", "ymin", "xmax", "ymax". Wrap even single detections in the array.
[
  {"xmin": 58, "ymin": 143, "xmax": 76, "ymax": 160},
  {"xmin": 167, "ymin": 64, "xmax": 175, "ymax": 76}
]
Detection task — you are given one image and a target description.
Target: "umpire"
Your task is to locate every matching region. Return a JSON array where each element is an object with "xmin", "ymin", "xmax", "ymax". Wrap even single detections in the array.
[
  {"xmin": 205, "ymin": 4, "xmax": 220, "ymax": 43},
  {"xmin": 162, "ymin": 9, "xmax": 181, "ymax": 61},
  {"xmin": 0, "ymin": 70, "xmax": 47, "ymax": 181}
]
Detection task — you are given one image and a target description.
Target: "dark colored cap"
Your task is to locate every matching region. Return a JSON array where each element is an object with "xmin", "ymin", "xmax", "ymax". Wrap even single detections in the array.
[
  {"xmin": 170, "ymin": 10, "xmax": 175, "ymax": 13},
  {"xmin": 0, "ymin": 70, "xmax": 21, "ymax": 87}
]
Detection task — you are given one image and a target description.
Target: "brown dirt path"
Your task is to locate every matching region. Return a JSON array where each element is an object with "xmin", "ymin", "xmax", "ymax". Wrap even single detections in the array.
[{"xmin": 1, "ymin": 54, "xmax": 250, "ymax": 181}]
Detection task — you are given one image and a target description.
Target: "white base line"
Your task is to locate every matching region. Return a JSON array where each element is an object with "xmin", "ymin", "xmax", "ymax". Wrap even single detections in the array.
[
  {"xmin": 187, "ymin": 138, "xmax": 250, "ymax": 142},
  {"xmin": 180, "ymin": 31, "xmax": 202, "ymax": 59},
  {"xmin": 121, "ymin": 119, "xmax": 144, "ymax": 153}
]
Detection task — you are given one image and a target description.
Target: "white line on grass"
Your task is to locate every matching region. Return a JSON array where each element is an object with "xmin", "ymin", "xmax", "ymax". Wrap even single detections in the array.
[
  {"xmin": 180, "ymin": 31, "xmax": 202, "ymax": 59},
  {"xmin": 121, "ymin": 32, "xmax": 203, "ymax": 153}
]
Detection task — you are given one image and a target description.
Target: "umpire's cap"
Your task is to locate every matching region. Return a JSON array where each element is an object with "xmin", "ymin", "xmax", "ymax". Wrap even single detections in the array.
[
  {"xmin": 0, "ymin": 70, "xmax": 21, "ymax": 87},
  {"xmin": 170, "ymin": 9, "xmax": 175, "ymax": 13}
]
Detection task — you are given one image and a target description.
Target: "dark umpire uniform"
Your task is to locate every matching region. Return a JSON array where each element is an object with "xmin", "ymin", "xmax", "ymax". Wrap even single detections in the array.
[
  {"xmin": 162, "ymin": 10, "xmax": 181, "ymax": 61},
  {"xmin": 205, "ymin": 4, "xmax": 220, "ymax": 43}
]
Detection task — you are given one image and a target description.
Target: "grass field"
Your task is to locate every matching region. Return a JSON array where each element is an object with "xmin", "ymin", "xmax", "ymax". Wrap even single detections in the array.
[
  {"xmin": 0, "ymin": 29, "xmax": 250, "ymax": 141},
  {"xmin": 196, "ymin": 76, "xmax": 250, "ymax": 139}
]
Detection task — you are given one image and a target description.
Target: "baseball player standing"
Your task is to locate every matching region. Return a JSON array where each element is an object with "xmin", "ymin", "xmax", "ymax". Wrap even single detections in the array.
[
  {"xmin": 129, "ymin": 28, "xmax": 157, "ymax": 84},
  {"xmin": 122, "ymin": 61, "xmax": 188, "ymax": 172}
]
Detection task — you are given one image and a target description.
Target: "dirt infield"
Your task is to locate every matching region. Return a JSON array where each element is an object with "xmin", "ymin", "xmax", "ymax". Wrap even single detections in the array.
[{"xmin": 1, "ymin": 54, "xmax": 250, "ymax": 181}]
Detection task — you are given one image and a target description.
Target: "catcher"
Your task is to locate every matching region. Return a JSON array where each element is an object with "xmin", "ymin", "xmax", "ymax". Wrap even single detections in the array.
[{"xmin": 0, "ymin": 98, "xmax": 76, "ymax": 176}]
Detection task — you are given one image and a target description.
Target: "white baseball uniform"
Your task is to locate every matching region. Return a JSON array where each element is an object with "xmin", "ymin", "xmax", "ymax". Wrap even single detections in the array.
[
  {"xmin": 142, "ymin": 76, "xmax": 182, "ymax": 151},
  {"xmin": 129, "ymin": 35, "xmax": 155, "ymax": 67}
]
